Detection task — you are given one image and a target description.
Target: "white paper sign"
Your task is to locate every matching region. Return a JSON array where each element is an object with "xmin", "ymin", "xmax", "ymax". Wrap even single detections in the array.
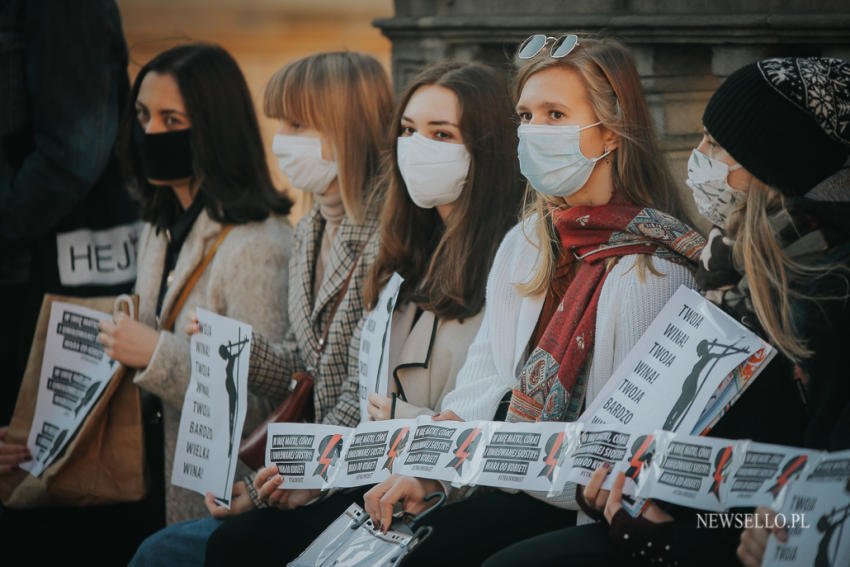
[
  {"xmin": 22, "ymin": 302, "xmax": 121, "ymax": 477},
  {"xmin": 266, "ymin": 423, "xmax": 351, "ymax": 490},
  {"xmin": 334, "ymin": 419, "xmax": 412, "ymax": 488},
  {"xmin": 357, "ymin": 273, "xmax": 404, "ymax": 421},
  {"xmin": 579, "ymin": 286, "xmax": 770, "ymax": 492},
  {"xmin": 636, "ymin": 430, "xmax": 744, "ymax": 512},
  {"xmin": 763, "ymin": 450, "xmax": 850, "ymax": 567},
  {"xmin": 471, "ymin": 421, "xmax": 574, "ymax": 492},
  {"xmin": 724, "ymin": 442, "xmax": 823, "ymax": 508},
  {"xmin": 56, "ymin": 221, "xmax": 144, "ymax": 286},
  {"xmin": 171, "ymin": 308, "xmax": 251, "ymax": 507},
  {"xmin": 394, "ymin": 415, "xmax": 489, "ymax": 486}
]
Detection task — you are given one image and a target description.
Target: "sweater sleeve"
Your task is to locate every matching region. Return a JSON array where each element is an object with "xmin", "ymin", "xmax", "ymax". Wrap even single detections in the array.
[{"xmin": 439, "ymin": 222, "xmax": 534, "ymax": 421}]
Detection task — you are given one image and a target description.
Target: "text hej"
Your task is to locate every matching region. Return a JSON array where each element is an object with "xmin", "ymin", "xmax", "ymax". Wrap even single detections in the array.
[{"xmin": 68, "ymin": 239, "xmax": 135, "ymax": 275}]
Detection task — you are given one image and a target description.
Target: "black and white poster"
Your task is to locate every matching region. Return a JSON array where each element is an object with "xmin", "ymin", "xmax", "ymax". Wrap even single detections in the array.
[
  {"xmin": 22, "ymin": 302, "xmax": 121, "ymax": 477},
  {"xmin": 335, "ymin": 419, "xmax": 410, "ymax": 488},
  {"xmin": 578, "ymin": 286, "xmax": 772, "ymax": 492},
  {"xmin": 764, "ymin": 450, "xmax": 850, "ymax": 567},
  {"xmin": 357, "ymin": 273, "xmax": 404, "ymax": 421},
  {"xmin": 724, "ymin": 442, "xmax": 823, "ymax": 508},
  {"xmin": 265, "ymin": 423, "xmax": 351, "ymax": 490},
  {"xmin": 394, "ymin": 415, "xmax": 489, "ymax": 486},
  {"xmin": 472, "ymin": 421, "xmax": 575, "ymax": 492},
  {"xmin": 172, "ymin": 308, "xmax": 251, "ymax": 507},
  {"xmin": 636, "ymin": 430, "xmax": 743, "ymax": 512}
]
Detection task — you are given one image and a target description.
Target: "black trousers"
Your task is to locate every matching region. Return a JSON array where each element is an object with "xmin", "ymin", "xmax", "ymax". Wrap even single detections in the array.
[{"xmin": 206, "ymin": 489, "xmax": 576, "ymax": 566}]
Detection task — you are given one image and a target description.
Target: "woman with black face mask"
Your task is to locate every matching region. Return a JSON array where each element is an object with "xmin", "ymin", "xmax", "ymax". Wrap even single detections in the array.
[{"xmin": 94, "ymin": 43, "xmax": 295, "ymax": 526}]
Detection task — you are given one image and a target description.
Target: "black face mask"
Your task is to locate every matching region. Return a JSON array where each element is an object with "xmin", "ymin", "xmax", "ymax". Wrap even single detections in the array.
[{"xmin": 134, "ymin": 122, "xmax": 194, "ymax": 182}]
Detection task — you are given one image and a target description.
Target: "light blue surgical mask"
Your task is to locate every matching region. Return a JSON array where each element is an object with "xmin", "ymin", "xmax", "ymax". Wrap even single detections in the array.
[{"xmin": 517, "ymin": 122, "xmax": 610, "ymax": 197}]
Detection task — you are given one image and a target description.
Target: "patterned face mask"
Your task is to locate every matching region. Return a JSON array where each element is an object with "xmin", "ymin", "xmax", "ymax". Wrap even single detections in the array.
[{"xmin": 686, "ymin": 148, "xmax": 745, "ymax": 227}]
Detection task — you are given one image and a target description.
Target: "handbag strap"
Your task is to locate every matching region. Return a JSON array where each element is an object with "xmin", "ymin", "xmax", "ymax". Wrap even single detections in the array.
[
  {"xmin": 316, "ymin": 228, "xmax": 375, "ymax": 355},
  {"xmin": 161, "ymin": 224, "xmax": 234, "ymax": 331}
]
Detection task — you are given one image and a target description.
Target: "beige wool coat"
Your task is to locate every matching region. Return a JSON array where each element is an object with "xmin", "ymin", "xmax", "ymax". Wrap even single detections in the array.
[
  {"xmin": 133, "ymin": 210, "xmax": 292, "ymax": 524},
  {"xmin": 342, "ymin": 301, "xmax": 484, "ymax": 420}
]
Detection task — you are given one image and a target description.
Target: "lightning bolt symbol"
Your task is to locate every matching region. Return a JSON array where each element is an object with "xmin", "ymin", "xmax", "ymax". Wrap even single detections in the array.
[
  {"xmin": 385, "ymin": 427, "xmax": 410, "ymax": 472},
  {"xmin": 452, "ymin": 428, "xmax": 481, "ymax": 470},
  {"xmin": 542, "ymin": 432, "xmax": 565, "ymax": 480},
  {"xmin": 627, "ymin": 436, "xmax": 655, "ymax": 480},
  {"xmin": 711, "ymin": 447, "xmax": 733, "ymax": 497},
  {"xmin": 317, "ymin": 434, "xmax": 343, "ymax": 478},
  {"xmin": 770, "ymin": 455, "xmax": 807, "ymax": 495}
]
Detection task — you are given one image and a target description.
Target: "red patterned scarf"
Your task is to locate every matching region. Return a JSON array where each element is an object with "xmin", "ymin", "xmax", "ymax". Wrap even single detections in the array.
[{"xmin": 506, "ymin": 202, "xmax": 705, "ymax": 423}]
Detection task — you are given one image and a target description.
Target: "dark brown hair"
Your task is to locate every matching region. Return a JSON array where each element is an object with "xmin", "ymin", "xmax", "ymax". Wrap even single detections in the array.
[
  {"xmin": 364, "ymin": 61, "xmax": 524, "ymax": 321},
  {"xmin": 119, "ymin": 43, "xmax": 292, "ymax": 224}
]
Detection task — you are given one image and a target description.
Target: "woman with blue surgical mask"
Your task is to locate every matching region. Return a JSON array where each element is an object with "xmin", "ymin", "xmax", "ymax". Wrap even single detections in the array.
[
  {"xmin": 361, "ymin": 35, "xmax": 707, "ymax": 566},
  {"xmin": 200, "ymin": 61, "xmax": 525, "ymax": 566}
]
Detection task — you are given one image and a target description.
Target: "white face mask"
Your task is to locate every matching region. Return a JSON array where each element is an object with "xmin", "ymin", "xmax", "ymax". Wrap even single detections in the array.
[
  {"xmin": 271, "ymin": 134, "xmax": 338, "ymax": 195},
  {"xmin": 685, "ymin": 148, "xmax": 745, "ymax": 227},
  {"xmin": 396, "ymin": 132, "xmax": 471, "ymax": 209},
  {"xmin": 517, "ymin": 122, "xmax": 610, "ymax": 197}
]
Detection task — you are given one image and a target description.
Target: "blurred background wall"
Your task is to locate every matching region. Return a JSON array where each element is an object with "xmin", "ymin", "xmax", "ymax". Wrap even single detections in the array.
[
  {"xmin": 117, "ymin": 0, "xmax": 850, "ymax": 228},
  {"xmin": 117, "ymin": 0, "xmax": 393, "ymax": 219}
]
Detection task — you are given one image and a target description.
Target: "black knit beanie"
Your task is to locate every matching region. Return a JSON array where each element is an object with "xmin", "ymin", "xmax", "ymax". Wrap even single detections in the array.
[{"xmin": 703, "ymin": 57, "xmax": 850, "ymax": 197}]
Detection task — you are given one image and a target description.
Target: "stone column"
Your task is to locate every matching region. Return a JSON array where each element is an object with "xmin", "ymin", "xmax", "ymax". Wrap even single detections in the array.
[{"xmin": 374, "ymin": 1, "xmax": 850, "ymax": 226}]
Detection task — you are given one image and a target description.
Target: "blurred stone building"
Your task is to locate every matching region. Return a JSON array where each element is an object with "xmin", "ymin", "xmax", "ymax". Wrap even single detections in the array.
[{"xmin": 375, "ymin": 1, "xmax": 850, "ymax": 224}]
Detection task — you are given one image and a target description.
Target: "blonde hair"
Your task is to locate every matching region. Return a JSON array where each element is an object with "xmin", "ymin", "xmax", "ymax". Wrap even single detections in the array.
[
  {"xmin": 514, "ymin": 36, "xmax": 690, "ymax": 296},
  {"xmin": 264, "ymin": 52, "xmax": 393, "ymax": 222},
  {"xmin": 726, "ymin": 182, "xmax": 848, "ymax": 362}
]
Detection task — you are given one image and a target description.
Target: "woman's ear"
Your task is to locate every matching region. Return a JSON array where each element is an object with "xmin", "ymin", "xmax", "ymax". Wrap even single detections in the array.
[{"xmin": 602, "ymin": 128, "xmax": 620, "ymax": 154}]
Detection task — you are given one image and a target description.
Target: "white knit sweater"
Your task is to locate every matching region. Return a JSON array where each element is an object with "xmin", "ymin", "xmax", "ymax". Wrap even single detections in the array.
[
  {"xmin": 441, "ymin": 218, "xmax": 696, "ymax": 512},
  {"xmin": 442, "ymin": 218, "xmax": 696, "ymax": 420}
]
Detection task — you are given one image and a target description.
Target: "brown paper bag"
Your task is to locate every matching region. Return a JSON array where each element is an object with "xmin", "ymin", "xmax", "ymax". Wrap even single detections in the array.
[{"xmin": 0, "ymin": 294, "xmax": 149, "ymax": 508}]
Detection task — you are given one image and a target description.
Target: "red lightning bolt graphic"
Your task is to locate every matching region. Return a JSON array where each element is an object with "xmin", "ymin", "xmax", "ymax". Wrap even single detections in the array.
[
  {"xmin": 770, "ymin": 455, "xmax": 808, "ymax": 495},
  {"xmin": 542, "ymin": 432, "xmax": 565, "ymax": 479},
  {"xmin": 627, "ymin": 436, "xmax": 655, "ymax": 480},
  {"xmin": 318, "ymin": 434, "xmax": 343, "ymax": 477},
  {"xmin": 452, "ymin": 428, "xmax": 481, "ymax": 470},
  {"xmin": 385, "ymin": 427, "xmax": 410, "ymax": 471},
  {"xmin": 711, "ymin": 447, "xmax": 733, "ymax": 496}
]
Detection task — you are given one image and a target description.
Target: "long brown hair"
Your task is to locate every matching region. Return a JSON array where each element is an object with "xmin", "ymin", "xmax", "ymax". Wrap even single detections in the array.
[
  {"xmin": 515, "ymin": 35, "xmax": 692, "ymax": 296},
  {"xmin": 264, "ymin": 52, "xmax": 393, "ymax": 222},
  {"xmin": 364, "ymin": 62, "xmax": 524, "ymax": 321}
]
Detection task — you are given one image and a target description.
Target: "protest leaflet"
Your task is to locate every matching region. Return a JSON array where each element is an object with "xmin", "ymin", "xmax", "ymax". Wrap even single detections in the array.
[
  {"xmin": 22, "ymin": 301, "xmax": 121, "ymax": 477},
  {"xmin": 763, "ymin": 450, "xmax": 850, "ymax": 567},
  {"xmin": 472, "ymin": 421, "xmax": 578, "ymax": 493},
  {"xmin": 357, "ymin": 273, "xmax": 404, "ymax": 421},
  {"xmin": 265, "ymin": 423, "xmax": 351, "ymax": 490},
  {"xmin": 394, "ymin": 415, "xmax": 490, "ymax": 486},
  {"xmin": 724, "ymin": 442, "xmax": 824, "ymax": 508},
  {"xmin": 335, "ymin": 419, "xmax": 411, "ymax": 488},
  {"xmin": 570, "ymin": 286, "xmax": 772, "ymax": 492},
  {"xmin": 171, "ymin": 309, "xmax": 251, "ymax": 507},
  {"xmin": 635, "ymin": 431, "xmax": 744, "ymax": 512}
]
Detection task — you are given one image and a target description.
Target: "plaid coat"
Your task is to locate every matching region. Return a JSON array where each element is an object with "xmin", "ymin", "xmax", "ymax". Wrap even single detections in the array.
[{"xmin": 247, "ymin": 203, "xmax": 380, "ymax": 427}]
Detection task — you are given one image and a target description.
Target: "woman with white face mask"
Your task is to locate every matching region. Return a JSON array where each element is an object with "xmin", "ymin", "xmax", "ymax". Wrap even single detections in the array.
[
  {"xmin": 125, "ymin": 51, "xmax": 393, "ymax": 567},
  {"xmin": 359, "ymin": 35, "xmax": 707, "ymax": 566},
  {"xmin": 201, "ymin": 60, "xmax": 525, "ymax": 566}
]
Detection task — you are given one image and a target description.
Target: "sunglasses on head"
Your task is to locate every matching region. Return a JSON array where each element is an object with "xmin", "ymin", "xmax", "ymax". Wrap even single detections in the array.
[{"xmin": 518, "ymin": 34, "xmax": 580, "ymax": 59}]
